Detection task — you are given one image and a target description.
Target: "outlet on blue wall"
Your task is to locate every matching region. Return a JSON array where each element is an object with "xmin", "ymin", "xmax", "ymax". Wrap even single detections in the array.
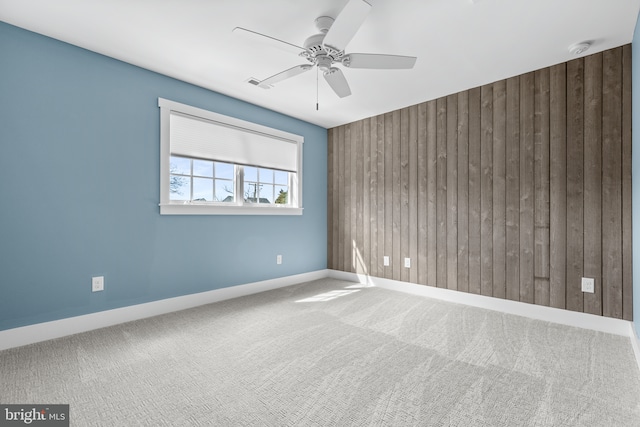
[{"xmin": 0, "ymin": 22, "xmax": 327, "ymax": 331}]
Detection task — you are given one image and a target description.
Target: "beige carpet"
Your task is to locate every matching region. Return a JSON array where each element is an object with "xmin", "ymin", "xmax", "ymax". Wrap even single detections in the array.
[{"xmin": 1, "ymin": 278, "xmax": 639, "ymax": 426}]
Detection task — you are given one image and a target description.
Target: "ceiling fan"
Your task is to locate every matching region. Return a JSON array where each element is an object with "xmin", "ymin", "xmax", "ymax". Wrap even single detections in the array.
[{"xmin": 233, "ymin": 0, "xmax": 417, "ymax": 99}]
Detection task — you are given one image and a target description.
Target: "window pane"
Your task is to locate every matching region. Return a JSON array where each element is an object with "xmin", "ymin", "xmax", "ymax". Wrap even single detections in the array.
[
  {"xmin": 245, "ymin": 166, "xmax": 257, "ymax": 182},
  {"xmin": 170, "ymin": 175, "xmax": 190, "ymax": 200},
  {"xmin": 274, "ymin": 170, "xmax": 288, "ymax": 185},
  {"xmin": 193, "ymin": 177, "xmax": 213, "ymax": 201},
  {"xmin": 170, "ymin": 156, "xmax": 190, "ymax": 175},
  {"xmin": 244, "ymin": 182, "xmax": 260, "ymax": 203},
  {"xmin": 275, "ymin": 186, "xmax": 288, "ymax": 204},
  {"xmin": 215, "ymin": 162, "xmax": 234, "ymax": 180},
  {"xmin": 215, "ymin": 179, "xmax": 234, "ymax": 202},
  {"xmin": 193, "ymin": 159, "xmax": 213, "ymax": 177},
  {"xmin": 259, "ymin": 184, "xmax": 274, "ymax": 204},
  {"xmin": 259, "ymin": 168, "xmax": 274, "ymax": 183}
]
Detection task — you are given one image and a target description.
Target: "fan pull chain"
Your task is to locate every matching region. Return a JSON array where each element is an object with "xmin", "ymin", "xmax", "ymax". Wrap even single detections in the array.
[{"xmin": 316, "ymin": 66, "xmax": 319, "ymax": 111}]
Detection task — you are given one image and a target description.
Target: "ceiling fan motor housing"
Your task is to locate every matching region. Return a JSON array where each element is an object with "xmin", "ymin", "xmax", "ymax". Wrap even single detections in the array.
[
  {"xmin": 303, "ymin": 32, "xmax": 344, "ymax": 62},
  {"xmin": 303, "ymin": 33, "xmax": 326, "ymax": 55}
]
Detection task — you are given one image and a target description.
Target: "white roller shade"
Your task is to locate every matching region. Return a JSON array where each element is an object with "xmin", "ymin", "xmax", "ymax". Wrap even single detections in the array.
[{"xmin": 170, "ymin": 112, "xmax": 298, "ymax": 172}]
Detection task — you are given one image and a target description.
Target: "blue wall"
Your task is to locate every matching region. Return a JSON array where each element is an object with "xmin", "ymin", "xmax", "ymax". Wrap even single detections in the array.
[
  {"xmin": 634, "ymin": 15, "xmax": 640, "ymax": 337},
  {"xmin": 0, "ymin": 22, "xmax": 327, "ymax": 331}
]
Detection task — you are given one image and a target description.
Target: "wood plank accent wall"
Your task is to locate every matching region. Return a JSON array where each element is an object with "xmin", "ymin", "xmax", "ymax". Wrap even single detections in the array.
[{"xmin": 327, "ymin": 45, "xmax": 633, "ymax": 320}]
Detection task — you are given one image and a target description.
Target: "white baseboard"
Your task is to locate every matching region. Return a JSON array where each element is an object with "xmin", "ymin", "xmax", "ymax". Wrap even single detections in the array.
[
  {"xmin": 0, "ymin": 269, "xmax": 329, "ymax": 351},
  {"xmin": 328, "ymin": 270, "xmax": 633, "ymax": 337}
]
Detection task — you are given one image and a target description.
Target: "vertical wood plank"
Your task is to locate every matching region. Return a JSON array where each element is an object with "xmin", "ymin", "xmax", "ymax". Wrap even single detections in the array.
[
  {"xmin": 378, "ymin": 115, "xmax": 386, "ymax": 277},
  {"xmin": 327, "ymin": 127, "xmax": 334, "ymax": 269},
  {"xmin": 350, "ymin": 123, "xmax": 358, "ymax": 272},
  {"xmin": 343, "ymin": 123, "xmax": 351, "ymax": 272},
  {"xmin": 447, "ymin": 95, "xmax": 458, "ymax": 290},
  {"xmin": 392, "ymin": 110, "xmax": 402, "ymax": 280},
  {"xmin": 400, "ymin": 108, "xmax": 410, "ymax": 282},
  {"xmin": 534, "ymin": 68, "xmax": 551, "ymax": 306},
  {"xmin": 468, "ymin": 88, "xmax": 482, "ymax": 295},
  {"xmin": 409, "ymin": 105, "xmax": 419, "ymax": 284},
  {"xmin": 602, "ymin": 47, "xmax": 623, "ymax": 319},
  {"xmin": 436, "ymin": 97, "xmax": 448, "ymax": 288},
  {"xmin": 426, "ymin": 100, "xmax": 438, "ymax": 286},
  {"xmin": 332, "ymin": 128, "xmax": 340, "ymax": 271},
  {"xmin": 583, "ymin": 53, "xmax": 603, "ymax": 315},
  {"xmin": 363, "ymin": 118, "xmax": 371, "ymax": 275},
  {"xmin": 549, "ymin": 63, "xmax": 567, "ymax": 310},
  {"xmin": 332, "ymin": 128, "xmax": 344, "ymax": 269},
  {"xmin": 520, "ymin": 72, "xmax": 535, "ymax": 304},
  {"xmin": 337, "ymin": 125, "xmax": 345, "ymax": 272},
  {"xmin": 506, "ymin": 76, "xmax": 521, "ymax": 302},
  {"xmin": 354, "ymin": 120, "xmax": 364, "ymax": 273},
  {"xmin": 493, "ymin": 79, "xmax": 507, "ymax": 300},
  {"xmin": 369, "ymin": 117, "xmax": 379, "ymax": 278},
  {"xmin": 622, "ymin": 44, "xmax": 633, "ymax": 321},
  {"xmin": 384, "ymin": 113, "xmax": 394, "ymax": 279},
  {"xmin": 566, "ymin": 58, "xmax": 585, "ymax": 313},
  {"xmin": 418, "ymin": 103, "xmax": 429, "ymax": 286},
  {"xmin": 480, "ymin": 84, "xmax": 494, "ymax": 297},
  {"xmin": 457, "ymin": 92, "xmax": 470, "ymax": 293}
]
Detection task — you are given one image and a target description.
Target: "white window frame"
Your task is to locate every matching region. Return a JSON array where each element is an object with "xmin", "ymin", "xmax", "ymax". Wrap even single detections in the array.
[{"xmin": 158, "ymin": 98, "xmax": 303, "ymax": 215}]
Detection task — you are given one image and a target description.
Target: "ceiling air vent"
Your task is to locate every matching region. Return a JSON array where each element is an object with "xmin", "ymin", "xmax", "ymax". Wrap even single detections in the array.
[{"xmin": 246, "ymin": 77, "xmax": 270, "ymax": 89}]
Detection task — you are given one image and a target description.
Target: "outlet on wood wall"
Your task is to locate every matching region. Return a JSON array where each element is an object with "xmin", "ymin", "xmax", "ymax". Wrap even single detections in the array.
[{"xmin": 327, "ymin": 45, "xmax": 632, "ymax": 320}]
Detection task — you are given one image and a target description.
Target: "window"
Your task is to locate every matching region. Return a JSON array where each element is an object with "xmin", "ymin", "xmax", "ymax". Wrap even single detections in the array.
[
  {"xmin": 169, "ymin": 157, "xmax": 235, "ymax": 203},
  {"xmin": 243, "ymin": 166, "xmax": 289, "ymax": 204},
  {"xmin": 158, "ymin": 98, "xmax": 303, "ymax": 215}
]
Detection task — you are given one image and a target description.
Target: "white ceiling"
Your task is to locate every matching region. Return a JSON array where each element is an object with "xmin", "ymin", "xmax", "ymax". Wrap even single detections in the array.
[{"xmin": 1, "ymin": 0, "xmax": 639, "ymax": 128}]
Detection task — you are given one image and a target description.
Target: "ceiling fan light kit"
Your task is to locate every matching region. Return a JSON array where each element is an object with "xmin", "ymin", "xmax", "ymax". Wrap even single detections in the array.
[{"xmin": 234, "ymin": 0, "xmax": 417, "ymax": 99}]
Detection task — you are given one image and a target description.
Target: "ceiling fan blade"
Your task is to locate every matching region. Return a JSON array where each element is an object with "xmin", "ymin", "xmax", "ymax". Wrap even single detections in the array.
[
  {"xmin": 343, "ymin": 53, "xmax": 417, "ymax": 69},
  {"xmin": 233, "ymin": 27, "xmax": 305, "ymax": 55},
  {"xmin": 259, "ymin": 64, "xmax": 313, "ymax": 88},
  {"xmin": 323, "ymin": 68, "xmax": 352, "ymax": 98},
  {"xmin": 322, "ymin": 0, "xmax": 371, "ymax": 53}
]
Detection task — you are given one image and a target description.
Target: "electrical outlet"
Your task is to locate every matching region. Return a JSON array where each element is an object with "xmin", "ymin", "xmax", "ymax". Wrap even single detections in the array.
[
  {"xmin": 404, "ymin": 257, "xmax": 411, "ymax": 268},
  {"xmin": 581, "ymin": 277, "xmax": 595, "ymax": 293},
  {"xmin": 92, "ymin": 276, "xmax": 104, "ymax": 292},
  {"xmin": 276, "ymin": 255, "xmax": 282, "ymax": 265},
  {"xmin": 383, "ymin": 256, "xmax": 390, "ymax": 266}
]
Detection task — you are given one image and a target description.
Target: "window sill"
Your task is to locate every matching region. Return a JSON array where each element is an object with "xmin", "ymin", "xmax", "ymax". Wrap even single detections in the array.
[{"xmin": 159, "ymin": 203, "xmax": 303, "ymax": 216}]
